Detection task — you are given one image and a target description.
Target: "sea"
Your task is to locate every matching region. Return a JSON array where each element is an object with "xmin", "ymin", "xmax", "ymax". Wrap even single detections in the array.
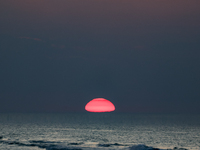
[{"xmin": 0, "ymin": 113, "xmax": 200, "ymax": 150}]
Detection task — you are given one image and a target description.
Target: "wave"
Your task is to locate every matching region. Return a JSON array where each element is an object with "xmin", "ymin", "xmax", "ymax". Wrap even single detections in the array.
[
  {"xmin": 129, "ymin": 145, "xmax": 188, "ymax": 150},
  {"xmin": 0, "ymin": 137, "xmax": 188, "ymax": 150},
  {"xmin": 0, "ymin": 139, "xmax": 82, "ymax": 150},
  {"xmin": 98, "ymin": 143, "xmax": 127, "ymax": 147}
]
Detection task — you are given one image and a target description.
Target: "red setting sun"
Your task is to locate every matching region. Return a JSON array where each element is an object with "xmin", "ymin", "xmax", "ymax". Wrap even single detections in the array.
[{"xmin": 85, "ymin": 98, "xmax": 115, "ymax": 112}]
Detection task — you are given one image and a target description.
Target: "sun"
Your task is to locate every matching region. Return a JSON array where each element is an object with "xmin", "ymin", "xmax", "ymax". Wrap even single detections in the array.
[{"xmin": 85, "ymin": 98, "xmax": 115, "ymax": 112}]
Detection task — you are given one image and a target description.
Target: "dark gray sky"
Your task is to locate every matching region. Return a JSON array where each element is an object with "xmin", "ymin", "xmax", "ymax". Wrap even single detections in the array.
[{"xmin": 0, "ymin": 0, "xmax": 200, "ymax": 113}]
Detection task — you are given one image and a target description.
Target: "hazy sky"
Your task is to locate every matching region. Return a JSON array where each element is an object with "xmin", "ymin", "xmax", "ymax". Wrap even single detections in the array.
[{"xmin": 0, "ymin": 0, "xmax": 200, "ymax": 113}]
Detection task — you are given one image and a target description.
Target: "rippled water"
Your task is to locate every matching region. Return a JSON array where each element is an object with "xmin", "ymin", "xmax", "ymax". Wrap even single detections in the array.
[{"xmin": 0, "ymin": 113, "xmax": 200, "ymax": 150}]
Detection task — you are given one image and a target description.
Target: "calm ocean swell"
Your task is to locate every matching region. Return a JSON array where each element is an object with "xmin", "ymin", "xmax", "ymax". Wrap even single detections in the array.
[{"xmin": 0, "ymin": 113, "xmax": 199, "ymax": 150}]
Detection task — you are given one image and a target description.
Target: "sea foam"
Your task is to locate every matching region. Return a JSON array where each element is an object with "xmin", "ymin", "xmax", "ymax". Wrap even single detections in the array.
[{"xmin": 0, "ymin": 138, "xmax": 188, "ymax": 150}]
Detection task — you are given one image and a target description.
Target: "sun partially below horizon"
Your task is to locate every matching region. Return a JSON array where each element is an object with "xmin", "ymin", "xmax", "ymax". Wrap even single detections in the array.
[{"xmin": 85, "ymin": 98, "xmax": 115, "ymax": 112}]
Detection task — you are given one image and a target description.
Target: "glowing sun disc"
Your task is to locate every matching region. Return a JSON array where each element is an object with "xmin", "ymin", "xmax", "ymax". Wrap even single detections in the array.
[{"xmin": 85, "ymin": 98, "xmax": 115, "ymax": 112}]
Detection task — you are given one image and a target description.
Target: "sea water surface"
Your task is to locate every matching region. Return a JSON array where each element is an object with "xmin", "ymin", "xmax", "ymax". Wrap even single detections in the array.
[{"xmin": 0, "ymin": 113, "xmax": 200, "ymax": 150}]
